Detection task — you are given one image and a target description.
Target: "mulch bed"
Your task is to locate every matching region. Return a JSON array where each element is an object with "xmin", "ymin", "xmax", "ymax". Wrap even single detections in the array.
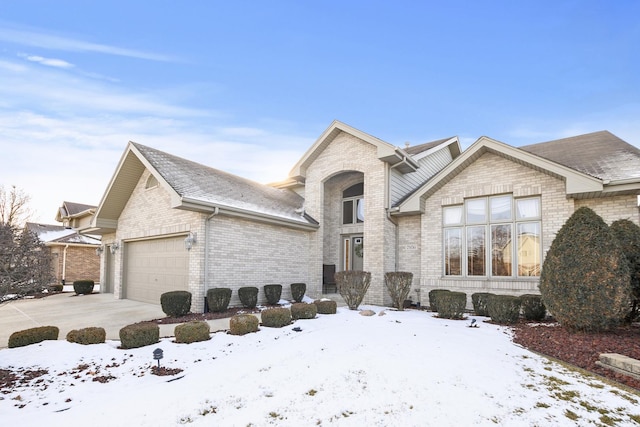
[
  {"xmin": 511, "ymin": 319, "xmax": 640, "ymax": 391},
  {"xmin": 149, "ymin": 307, "xmax": 262, "ymax": 325}
]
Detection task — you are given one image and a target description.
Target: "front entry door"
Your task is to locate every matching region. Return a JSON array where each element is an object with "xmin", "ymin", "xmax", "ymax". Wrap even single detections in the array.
[{"xmin": 342, "ymin": 236, "xmax": 364, "ymax": 271}]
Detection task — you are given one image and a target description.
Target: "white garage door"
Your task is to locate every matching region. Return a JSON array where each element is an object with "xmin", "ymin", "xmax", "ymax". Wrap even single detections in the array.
[{"xmin": 124, "ymin": 237, "xmax": 189, "ymax": 305}]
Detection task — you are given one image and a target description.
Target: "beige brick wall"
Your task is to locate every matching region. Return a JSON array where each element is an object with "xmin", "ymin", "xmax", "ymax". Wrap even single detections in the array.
[
  {"xmin": 49, "ymin": 245, "xmax": 100, "ymax": 285},
  {"xmin": 304, "ymin": 131, "xmax": 396, "ymax": 305},
  {"xmin": 418, "ymin": 152, "xmax": 574, "ymax": 307},
  {"xmin": 207, "ymin": 215, "xmax": 313, "ymax": 307},
  {"xmin": 575, "ymin": 195, "xmax": 640, "ymax": 225}
]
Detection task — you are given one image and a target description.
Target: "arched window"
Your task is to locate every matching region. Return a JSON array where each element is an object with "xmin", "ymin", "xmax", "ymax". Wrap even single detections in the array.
[
  {"xmin": 342, "ymin": 183, "xmax": 364, "ymax": 224},
  {"xmin": 145, "ymin": 174, "xmax": 158, "ymax": 189}
]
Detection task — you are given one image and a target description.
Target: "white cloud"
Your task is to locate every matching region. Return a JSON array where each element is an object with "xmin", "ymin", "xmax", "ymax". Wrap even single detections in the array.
[
  {"xmin": 0, "ymin": 25, "xmax": 174, "ymax": 62},
  {"xmin": 18, "ymin": 53, "xmax": 74, "ymax": 68}
]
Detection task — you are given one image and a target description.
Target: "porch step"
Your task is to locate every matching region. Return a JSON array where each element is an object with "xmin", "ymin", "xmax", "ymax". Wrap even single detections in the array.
[{"xmin": 596, "ymin": 353, "xmax": 640, "ymax": 380}]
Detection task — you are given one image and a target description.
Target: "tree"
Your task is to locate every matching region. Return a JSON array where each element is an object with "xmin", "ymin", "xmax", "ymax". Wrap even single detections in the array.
[
  {"xmin": 0, "ymin": 185, "xmax": 34, "ymax": 227},
  {"xmin": 610, "ymin": 219, "xmax": 640, "ymax": 321},
  {"xmin": 0, "ymin": 223, "xmax": 54, "ymax": 298},
  {"xmin": 539, "ymin": 207, "xmax": 632, "ymax": 332}
]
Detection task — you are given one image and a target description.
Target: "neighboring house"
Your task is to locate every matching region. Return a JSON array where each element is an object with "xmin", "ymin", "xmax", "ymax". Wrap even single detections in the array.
[
  {"xmin": 80, "ymin": 121, "xmax": 640, "ymax": 311},
  {"xmin": 25, "ymin": 222, "xmax": 101, "ymax": 286}
]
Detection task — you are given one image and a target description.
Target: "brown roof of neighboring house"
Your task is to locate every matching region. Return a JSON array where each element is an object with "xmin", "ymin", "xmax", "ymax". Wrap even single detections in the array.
[
  {"xmin": 132, "ymin": 143, "xmax": 318, "ymax": 226},
  {"xmin": 519, "ymin": 131, "xmax": 640, "ymax": 181}
]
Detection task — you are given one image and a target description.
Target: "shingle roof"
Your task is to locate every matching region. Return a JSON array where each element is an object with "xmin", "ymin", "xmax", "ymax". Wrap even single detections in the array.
[
  {"xmin": 60, "ymin": 201, "xmax": 96, "ymax": 216},
  {"xmin": 25, "ymin": 222, "xmax": 100, "ymax": 244},
  {"xmin": 404, "ymin": 137, "xmax": 454, "ymax": 156},
  {"xmin": 132, "ymin": 143, "xmax": 317, "ymax": 226},
  {"xmin": 519, "ymin": 131, "xmax": 640, "ymax": 181}
]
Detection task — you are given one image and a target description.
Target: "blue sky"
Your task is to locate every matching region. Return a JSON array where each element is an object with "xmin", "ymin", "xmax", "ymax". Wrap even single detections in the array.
[{"xmin": 1, "ymin": 0, "xmax": 639, "ymax": 224}]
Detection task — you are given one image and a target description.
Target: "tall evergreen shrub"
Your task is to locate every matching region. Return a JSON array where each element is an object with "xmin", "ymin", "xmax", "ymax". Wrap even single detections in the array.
[
  {"xmin": 610, "ymin": 219, "xmax": 640, "ymax": 321},
  {"xmin": 539, "ymin": 207, "xmax": 632, "ymax": 331}
]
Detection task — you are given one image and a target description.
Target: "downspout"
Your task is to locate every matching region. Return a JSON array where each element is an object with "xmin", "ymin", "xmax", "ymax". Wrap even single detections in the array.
[
  {"xmin": 385, "ymin": 163, "xmax": 400, "ymax": 271},
  {"xmin": 203, "ymin": 207, "xmax": 220, "ymax": 311},
  {"xmin": 62, "ymin": 244, "xmax": 69, "ymax": 285}
]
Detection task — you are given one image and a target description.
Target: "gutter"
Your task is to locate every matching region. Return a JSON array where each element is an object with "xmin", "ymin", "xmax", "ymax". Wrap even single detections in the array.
[
  {"xmin": 62, "ymin": 244, "xmax": 69, "ymax": 284},
  {"xmin": 180, "ymin": 197, "xmax": 320, "ymax": 231}
]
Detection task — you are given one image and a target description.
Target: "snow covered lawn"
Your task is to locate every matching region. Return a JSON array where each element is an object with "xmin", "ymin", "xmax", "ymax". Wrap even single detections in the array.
[{"xmin": 1, "ymin": 306, "xmax": 639, "ymax": 426}]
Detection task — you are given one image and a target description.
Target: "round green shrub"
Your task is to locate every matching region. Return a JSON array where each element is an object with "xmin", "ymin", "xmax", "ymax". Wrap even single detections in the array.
[
  {"xmin": 238, "ymin": 287, "xmax": 259, "ymax": 309},
  {"xmin": 428, "ymin": 289, "xmax": 450, "ymax": 312},
  {"xmin": 520, "ymin": 294, "xmax": 546, "ymax": 321},
  {"xmin": 160, "ymin": 290, "xmax": 192, "ymax": 317},
  {"xmin": 73, "ymin": 280, "xmax": 95, "ymax": 295},
  {"xmin": 207, "ymin": 288, "xmax": 232, "ymax": 313},
  {"xmin": 291, "ymin": 302, "xmax": 317, "ymax": 319},
  {"xmin": 263, "ymin": 284, "xmax": 282, "ymax": 305},
  {"xmin": 49, "ymin": 284, "xmax": 64, "ymax": 292},
  {"xmin": 119, "ymin": 323, "xmax": 159, "ymax": 349},
  {"xmin": 487, "ymin": 295, "xmax": 521, "ymax": 324},
  {"xmin": 66, "ymin": 327, "xmax": 106, "ymax": 345},
  {"xmin": 540, "ymin": 207, "xmax": 632, "ymax": 331},
  {"xmin": 436, "ymin": 291, "xmax": 467, "ymax": 319},
  {"xmin": 290, "ymin": 282, "xmax": 306, "ymax": 303},
  {"xmin": 229, "ymin": 314, "xmax": 259, "ymax": 335},
  {"xmin": 314, "ymin": 299, "xmax": 337, "ymax": 314},
  {"xmin": 175, "ymin": 321, "xmax": 211, "ymax": 343},
  {"xmin": 610, "ymin": 219, "xmax": 640, "ymax": 321},
  {"xmin": 261, "ymin": 307, "xmax": 292, "ymax": 328},
  {"xmin": 8, "ymin": 326, "xmax": 59, "ymax": 348},
  {"xmin": 471, "ymin": 292, "xmax": 494, "ymax": 316}
]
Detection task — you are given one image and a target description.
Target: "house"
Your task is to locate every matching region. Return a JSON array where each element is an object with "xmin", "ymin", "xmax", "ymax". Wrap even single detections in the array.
[
  {"xmin": 82, "ymin": 121, "xmax": 640, "ymax": 311},
  {"xmin": 25, "ymin": 221, "xmax": 101, "ymax": 286}
]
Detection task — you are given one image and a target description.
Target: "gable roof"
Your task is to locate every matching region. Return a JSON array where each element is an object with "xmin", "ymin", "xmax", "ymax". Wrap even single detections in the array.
[
  {"xmin": 396, "ymin": 131, "xmax": 640, "ymax": 214},
  {"xmin": 288, "ymin": 120, "xmax": 420, "ymax": 178},
  {"xmin": 89, "ymin": 142, "xmax": 318, "ymax": 234}
]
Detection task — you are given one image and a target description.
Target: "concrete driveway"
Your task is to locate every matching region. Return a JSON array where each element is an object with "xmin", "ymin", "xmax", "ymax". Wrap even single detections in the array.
[{"xmin": 0, "ymin": 292, "xmax": 232, "ymax": 348}]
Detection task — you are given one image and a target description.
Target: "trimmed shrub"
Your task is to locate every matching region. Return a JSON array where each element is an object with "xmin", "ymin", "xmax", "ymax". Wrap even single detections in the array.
[
  {"xmin": 229, "ymin": 314, "xmax": 259, "ymax": 335},
  {"xmin": 335, "ymin": 270, "xmax": 371, "ymax": 310},
  {"xmin": 487, "ymin": 295, "xmax": 521, "ymax": 324},
  {"xmin": 66, "ymin": 327, "xmax": 106, "ymax": 345},
  {"xmin": 291, "ymin": 302, "xmax": 317, "ymax": 319},
  {"xmin": 119, "ymin": 323, "xmax": 159, "ymax": 349},
  {"xmin": 290, "ymin": 282, "xmax": 306, "ymax": 303},
  {"xmin": 175, "ymin": 321, "xmax": 210, "ymax": 344},
  {"xmin": 520, "ymin": 294, "xmax": 546, "ymax": 321},
  {"xmin": 49, "ymin": 284, "xmax": 63, "ymax": 292},
  {"xmin": 8, "ymin": 326, "xmax": 59, "ymax": 348},
  {"xmin": 261, "ymin": 307, "xmax": 292, "ymax": 328},
  {"xmin": 263, "ymin": 284, "xmax": 282, "ymax": 305},
  {"xmin": 207, "ymin": 288, "xmax": 232, "ymax": 313},
  {"xmin": 436, "ymin": 291, "xmax": 467, "ymax": 319},
  {"xmin": 314, "ymin": 299, "xmax": 337, "ymax": 314},
  {"xmin": 428, "ymin": 289, "xmax": 450, "ymax": 312},
  {"xmin": 540, "ymin": 207, "xmax": 632, "ymax": 331},
  {"xmin": 160, "ymin": 290, "xmax": 192, "ymax": 317},
  {"xmin": 384, "ymin": 271, "xmax": 413, "ymax": 311},
  {"xmin": 471, "ymin": 292, "xmax": 494, "ymax": 316},
  {"xmin": 238, "ymin": 287, "xmax": 259, "ymax": 309},
  {"xmin": 610, "ymin": 219, "xmax": 640, "ymax": 321},
  {"xmin": 73, "ymin": 280, "xmax": 94, "ymax": 295}
]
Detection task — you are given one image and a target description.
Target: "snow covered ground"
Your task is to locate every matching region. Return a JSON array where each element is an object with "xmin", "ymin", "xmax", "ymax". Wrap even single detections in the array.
[{"xmin": 1, "ymin": 306, "xmax": 639, "ymax": 427}]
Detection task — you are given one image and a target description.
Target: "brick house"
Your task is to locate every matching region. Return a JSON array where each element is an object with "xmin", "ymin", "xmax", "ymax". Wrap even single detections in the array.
[
  {"xmin": 25, "ymin": 222, "xmax": 101, "ymax": 286},
  {"xmin": 82, "ymin": 121, "xmax": 640, "ymax": 311}
]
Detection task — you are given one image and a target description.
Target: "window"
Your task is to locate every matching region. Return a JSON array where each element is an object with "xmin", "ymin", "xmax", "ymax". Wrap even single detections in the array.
[
  {"xmin": 342, "ymin": 183, "xmax": 364, "ymax": 225},
  {"xmin": 145, "ymin": 174, "xmax": 158, "ymax": 189},
  {"xmin": 443, "ymin": 195, "xmax": 541, "ymax": 277}
]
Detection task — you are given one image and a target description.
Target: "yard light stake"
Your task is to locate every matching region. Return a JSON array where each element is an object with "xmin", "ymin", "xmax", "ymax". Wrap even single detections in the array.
[{"xmin": 153, "ymin": 348, "xmax": 164, "ymax": 368}]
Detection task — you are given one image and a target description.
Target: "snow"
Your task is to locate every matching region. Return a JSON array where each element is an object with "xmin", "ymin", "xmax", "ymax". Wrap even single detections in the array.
[{"xmin": 1, "ymin": 306, "xmax": 639, "ymax": 427}]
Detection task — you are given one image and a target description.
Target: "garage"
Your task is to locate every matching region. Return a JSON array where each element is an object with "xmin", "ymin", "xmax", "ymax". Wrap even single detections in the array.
[{"xmin": 124, "ymin": 236, "xmax": 189, "ymax": 305}]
